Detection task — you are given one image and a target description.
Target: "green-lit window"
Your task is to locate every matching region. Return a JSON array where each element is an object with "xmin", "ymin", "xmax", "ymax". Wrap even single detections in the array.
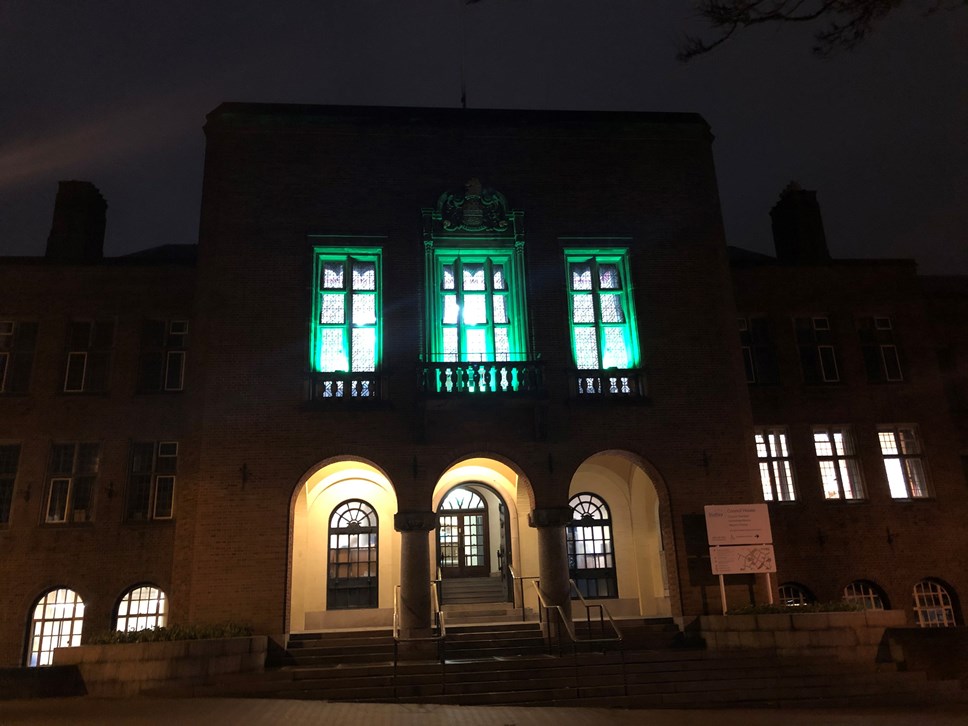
[
  {"xmin": 311, "ymin": 251, "xmax": 381, "ymax": 374},
  {"xmin": 565, "ymin": 251, "xmax": 639, "ymax": 370},
  {"xmin": 430, "ymin": 251, "xmax": 526, "ymax": 363}
]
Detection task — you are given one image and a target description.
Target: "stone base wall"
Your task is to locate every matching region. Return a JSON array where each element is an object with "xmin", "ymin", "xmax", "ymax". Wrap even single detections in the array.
[
  {"xmin": 51, "ymin": 636, "xmax": 267, "ymax": 697},
  {"xmin": 694, "ymin": 610, "xmax": 906, "ymax": 662}
]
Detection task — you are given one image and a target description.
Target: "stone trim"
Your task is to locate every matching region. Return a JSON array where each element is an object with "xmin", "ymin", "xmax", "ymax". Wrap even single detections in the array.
[
  {"xmin": 528, "ymin": 506, "xmax": 573, "ymax": 528},
  {"xmin": 393, "ymin": 511, "xmax": 437, "ymax": 532}
]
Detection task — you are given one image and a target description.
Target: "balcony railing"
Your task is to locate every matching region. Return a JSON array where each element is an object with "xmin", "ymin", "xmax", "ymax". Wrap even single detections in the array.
[
  {"xmin": 420, "ymin": 360, "xmax": 545, "ymax": 395},
  {"xmin": 311, "ymin": 372, "xmax": 382, "ymax": 399},
  {"xmin": 574, "ymin": 369, "xmax": 646, "ymax": 398}
]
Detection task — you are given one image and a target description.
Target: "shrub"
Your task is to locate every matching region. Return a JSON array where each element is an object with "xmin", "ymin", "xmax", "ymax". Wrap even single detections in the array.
[
  {"xmin": 88, "ymin": 623, "xmax": 252, "ymax": 645},
  {"xmin": 728, "ymin": 600, "xmax": 866, "ymax": 615}
]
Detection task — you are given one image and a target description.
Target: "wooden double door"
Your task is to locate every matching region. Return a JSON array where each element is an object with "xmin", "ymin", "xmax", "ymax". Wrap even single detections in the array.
[{"xmin": 437, "ymin": 487, "xmax": 489, "ymax": 578}]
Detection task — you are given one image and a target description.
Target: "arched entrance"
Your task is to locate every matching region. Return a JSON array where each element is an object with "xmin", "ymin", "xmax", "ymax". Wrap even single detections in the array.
[
  {"xmin": 431, "ymin": 458, "xmax": 535, "ymax": 607},
  {"xmin": 289, "ymin": 459, "xmax": 398, "ymax": 631},
  {"xmin": 569, "ymin": 452, "xmax": 672, "ymax": 617}
]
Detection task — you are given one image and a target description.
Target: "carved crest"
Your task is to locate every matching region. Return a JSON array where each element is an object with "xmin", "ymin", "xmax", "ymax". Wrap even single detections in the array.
[{"xmin": 438, "ymin": 178, "xmax": 509, "ymax": 233}]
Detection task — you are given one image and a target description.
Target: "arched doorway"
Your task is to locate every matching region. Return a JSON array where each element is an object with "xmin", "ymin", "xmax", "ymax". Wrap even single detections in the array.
[
  {"xmin": 569, "ymin": 452, "xmax": 672, "ymax": 617},
  {"xmin": 289, "ymin": 459, "xmax": 398, "ymax": 632},
  {"xmin": 438, "ymin": 486, "xmax": 497, "ymax": 578}
]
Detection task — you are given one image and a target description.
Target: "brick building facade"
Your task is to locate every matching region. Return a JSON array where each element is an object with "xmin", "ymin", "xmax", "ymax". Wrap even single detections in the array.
[{"xmin": 1, "ymin": 104, "xmax": 965, "ymax": 667}]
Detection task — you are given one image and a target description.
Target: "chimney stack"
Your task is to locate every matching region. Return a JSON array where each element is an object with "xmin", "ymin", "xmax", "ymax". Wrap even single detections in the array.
[
  {"xmin": 770, "ymin": 182, "xmax": 830, "ymax": 264},
  {"xmin": 45, "ymin": 181, "xmax": 107, "ymax": 262}
]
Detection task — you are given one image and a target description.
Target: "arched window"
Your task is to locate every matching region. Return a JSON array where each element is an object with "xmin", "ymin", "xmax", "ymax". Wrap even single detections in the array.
[
  {"xmin": 116, "ymin": 585, "xmax": 168, "ymax": 631},
  {"xmin": 567, "ymin": 493, "xmax": 617, "ymax": 598},
  {"xmin": 913, "ymin": 579, "xmax": 957, "ymax": 627},
  {"xmin": 843, "ymin": 580, "xmax": 887, "ymax": 610},
  {"xmin": 27, "ymin": 588, "xmax": 84, "ymax": 667},
  {"xmin": 327, "ymin": 499, "xmax": 378, "ymax": 610},
  {"xmin": 778, "ymin": 582, "xmax": 814, "ymax": 607}
]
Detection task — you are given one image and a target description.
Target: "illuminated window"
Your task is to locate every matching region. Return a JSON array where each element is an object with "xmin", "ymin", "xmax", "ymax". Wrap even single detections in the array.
[
  {"xmin": 813, "ymin": 426, "xmax": 864, "ymax": 500},
  {"xmin": 796, "ymin": 317, "xmax": 839, "ymax": 383},
  {"xmin": 859, "ymin": 316, "xmax": 903, "ymax": 382},
  {"xmin": 27, "ymin": 588, "xmax": 84, "ymax": 667},
  {"xmin": 0, "ymin": 444, "xmax": 19, "ymax": 525},
  {"xmin": 45, "ymin": 443, "xmax": 99, "ymax": 524},
  {"xmin": 116, "ymin": 585, "xmax": 168, "ymax": 632},
  {"xmin": 137, "ymin": 320, "xmax": 188, "ymax": 392},
  {"xmin": 126, "ymin": 442, "xmax": 177, "ymax": 521},
  {"xmin": 0, "ymin": 321, "xmax": 37, "ymax": 394},
  {"xmin": 63, "ymin": 320, "xmax": 113, "ymax": 393},
  {"xmin": 428, "ymin": 251, "xmax": 527, "ymax": 364},
  {"xmin": 778, "ymin": 582, "xmax": 813, "ymax": 607},
  {"xmin": 311, "ymin": 249, "xmax": 381, "ymax": 398},
  {"xmin": 913, "ymin": 580, "xmax": 957, "ymax": 628},
  {"xmin": 565, "ymin": 251, "xmax": 639, "ymax": 372},
  {"xmin": 843, "ymin": 580, "xmax": 887, "ymax": 610},
  {"xmin": 327, "ymin": 499, "xmax": 378, "ymax": 609},
  {"xmin": 755, "ymin": 428, "xmax": 796, "ymax": 501},
  {"xmin": 878, "ymin": 425, "xmax": 928, "ymax": 499},
  {"xmin": 738, "ymin": 317, "xmax": 778, "ymax": 385},
  {"xmin": 567, "ymin": 493, "xmax": 618, "ymax": 598}
]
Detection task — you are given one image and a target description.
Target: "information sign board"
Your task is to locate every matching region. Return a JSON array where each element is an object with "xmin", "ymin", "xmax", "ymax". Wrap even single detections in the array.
[
  {"xmin": 709, "ymin": 544, "xmax": 777, "ymax": 575},
  {"xmin": 704, "ymin": 504, "xmax": 773, "ymax": 545}
]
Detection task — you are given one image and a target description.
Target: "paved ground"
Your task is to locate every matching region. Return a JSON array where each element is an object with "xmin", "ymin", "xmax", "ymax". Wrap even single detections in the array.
[{"xmin": 2, "ymin": 698, "xmax": 967, "ymax": 725}]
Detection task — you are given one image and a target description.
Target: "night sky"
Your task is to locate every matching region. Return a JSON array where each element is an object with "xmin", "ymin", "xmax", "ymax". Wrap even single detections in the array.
[{"xmin": 1, "ymin": 1, "xmax": 966, "ymax": 274}]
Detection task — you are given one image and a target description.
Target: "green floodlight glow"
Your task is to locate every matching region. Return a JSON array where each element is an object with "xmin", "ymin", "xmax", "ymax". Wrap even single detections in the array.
[
  {"xmin": 564, "ymin": 248, "xmax": 640, "ymax": 370},
  {"xmin": 311, "ymin": 247, "xmax": 382, "ymax": 374},
  {"xmin": 426, "ymin": 247, "xmax": 529, "ymax": 364}
]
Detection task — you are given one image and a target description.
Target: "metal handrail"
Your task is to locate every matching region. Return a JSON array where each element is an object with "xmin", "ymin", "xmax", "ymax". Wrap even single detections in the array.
[
  {"xmin": 568, "ymin": 579, "xmax": 623, "ymax": 643},
  {"xmin": 508, "ymin": 565, "xmax": 540, "ymax": 622},
  {"xmin": 530, "ymin": 580, "xmax": 624, "ymax": 647}
]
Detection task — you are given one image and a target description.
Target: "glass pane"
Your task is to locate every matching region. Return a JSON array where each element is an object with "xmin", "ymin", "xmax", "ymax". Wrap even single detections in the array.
[
  {"xmin": 599, "ymin": 294, "xmax": 625, "ymax": 323},
  {"xmin": 47, "ymin": 480, "xmax": 70, "ymax": 522},
  {"xmin": 154, "ymin": 477, "xmax": 174, "ymax": 518},
  {"xmin": 442, "ymin": 295, "xmax": 459, "ymax": 325},
  {"xmin": 492, "ymin": 265, "xmax": 506, "ymax": 290},
  {"xmin": 814, "ymin": 431, "xmax": 833, "ymax": 457},
  {"xmin": 884, "ymin": 458, "xmax": 908, "ymax": 498},
  {"xmin": 351, "ymin": 329, "xmax": 376, "ymax": 372},
  {"xmin": 602, "ymin": 328, "xmax": 629, "ymax": 369},
  {"xmin": 759, "ymin": 463, "xmax": 774, "ymax": 500},
  {"xmin": 463, "ymin": 264, "xmax": 485, "ymax": 291},
  {"xmin": 572, "ymin": 294, "xmax": 595, "ymax": 323},
  {"xmin": 574, "ymin": 328, "xmax": 599, "ymax": 369},
  {"xmin": 465, "ymin": 329, "xmax": 486, "ymax": 360},
  {"xmin": 494, "ymin": 328, "xmax": 510, "ymax": 361},
  {"xmin": 492, "ymin": 295, "xmax": 508, "ymax": 324},
  {"xmin": 442, "ymin": 265, "xmax": 455, "ymax": 290},
  {"xmin": 352, "ymin": 294, "xmax": 376, "ymax": 325},
  {"xmin": 351, "ymin": 261, "xmax": 375, "ymax": 290},
  {"xmin": 463, "ymin": 295, "xmax": 487, "ymax": 325},
  {"xmin": 442, "ymin": 329, "xmax": 458, "ymax": 361},
  {"xmin": 599, "ymin": 264, "xmax": 621, "ymax": 289},
  {"xmin": 320, "ymin": 295, "xmax": 345, "ymax": 324},
  {"xmin": 322, "ymin": 261, "xmax": 344, "ymax": 289},
  {"xmin": 319, "ymin": 329, "xmax": 347, "ymax": 371},
  {"xmin": 878, "ymin": 431, "xmax": 899, "ymax": 455},
  {"xmin": 571, "ymin": 263, "xmax": 592, "ymax": 290}
]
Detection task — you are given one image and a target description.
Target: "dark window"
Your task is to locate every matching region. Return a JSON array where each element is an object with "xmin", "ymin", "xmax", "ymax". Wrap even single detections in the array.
[
  {"xmin": 327, "ymin": 499, "xmax": 378, "ymax": 609},
  {"xmin": 138, "ymin": 320, "xmax": 187, "ymax": 392},
  {"xmin": 0, "ymin": 444, "xmax": 20, "ymax": 524},
  {"xmin": 859, "ymin": 317, "xmax": 904, "ymax": 382},
  {"xmin": 739, "ymin": 317, "xmax": 779, "ymax": 384},
  {"xmin": 796, "ymin": 316, "xmax": 839, "ymax": 383},
  {"xmin": 0, "ymin": 321, "xmax": 38, "ymax": 393},
  {"xmin": 126, "ymin": 442, "xmax": 177, "ymax": 521},
  {"xmin": 45, "ymin": 443, "xmax": 99, "ymax": 523},
  {"xmin": 64, "ymin": 321, "xmax": 113, "ymax": 392}
]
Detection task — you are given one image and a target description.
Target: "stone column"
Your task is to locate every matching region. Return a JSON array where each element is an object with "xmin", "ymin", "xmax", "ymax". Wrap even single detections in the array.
[
  {"xmin": 394, "ymin": 511, "xmax": 437, "ymax": 639},
  {"xmin": 530, "ymin": 506, "xmax": 574, "ymax": 636}
]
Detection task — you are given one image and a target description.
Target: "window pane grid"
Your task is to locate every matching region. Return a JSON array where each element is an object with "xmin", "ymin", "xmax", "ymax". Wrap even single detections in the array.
[
  {"xmin": 913, "ymin": 580, "xmax": 956, "ymax": 627},
  {"xmin": 814, "ymin": 427, "xmax": 864, "ymax": 500},
  {"xmin": 314, "ymin": 252, "xmax": 381, "ymax": 378},
  {"xmin": 28, "ymin": 589, "xmax": 84, "ymax": 667},
  {"xmin": 755, "ymin": 429, "xmax": 796, "ymax": 501},
  {"xmin": 567, "ymin": 493, "xmax": 618, "ymax": 599},
  {"xmin": 879, "ymin": 426, "xmax": 928, "ymax": 499},
  {"xmin": 566, "ymin": 253, "xmax": 637, "ymax": 374}
]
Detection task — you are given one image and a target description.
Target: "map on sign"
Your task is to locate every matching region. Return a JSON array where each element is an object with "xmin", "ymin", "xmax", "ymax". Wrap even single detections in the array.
[
  {"xmin": 709, "ymin": 545, "xmax": 776, "ymax": 575},
  {"xmin": 704, "ymin": 504, "xmax": 772, "ymax": 545}
]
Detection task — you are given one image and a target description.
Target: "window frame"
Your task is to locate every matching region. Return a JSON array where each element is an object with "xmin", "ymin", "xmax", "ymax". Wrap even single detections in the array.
[
  {"xmin": 115, "ymin": 585, "xmax": 168, "ymax": 632},
  {"xmin": 859, "ymin": 316, "xmax": 904, "ymax": 383},
  {"xmin": 125, "ymin": 441, "xmax": 177, "ymax": 522},
  {"xmin": 564, "ymin": 248, "xmax": 640, "ymax": 372},
  {"xmin": 0, "ymin": 443, "xmax": 20, "ymax": 525},
  {"xmin": 26, "ymin": 588, "xmax": 84, "ymax": 667},
  {"xmin": 426, "ymin": 248, "xmax": 528, "ymax": 364},
  {"xmin": 0, "ymin": 320, "xmax": 37, "ymax": 394},
  {"xmin": 327, "ymin": 498, "xmax": 379, "ymax": 610},
  {"xmin": 843, "ymin": 580, "xmax": 887, "ymax": 610},
  {"xmin": 813, "ymin": 426, "xmax": 865, "ymax": 500},
  {"xmin": 878, "ymin": 424, "xmax": 929, "ymax": 499},
  {"xmin": 63, "ymin": 320, "xmax": 113, "ymax": 393},
  {"xmin": 755, "ymin": 427, "xmax": 797, "ymax": 502},
  {"xmin": 795, "ymin": 316, "xmax": 840, "ymax": 384},
  {"xmin": 311, "ymin": 246, "xmax": 383, "ymax": 382},
  {"xmin": 913, "ymin": 579, "xmax": 957, "ymax": 628},
  {"xmin": 566, "ymin": 492, "xmax": 619, "ymax": 599},
  {"xmin": 44, "ymin": 443, "xmax": 99, "ymax": 524},
  {"xmin": 738, "ymin": 315, "xmax": 779, "ymax": 385}
]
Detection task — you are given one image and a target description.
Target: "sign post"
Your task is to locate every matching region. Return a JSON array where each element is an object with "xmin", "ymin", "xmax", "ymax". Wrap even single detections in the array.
[{"xmin": 704, "ymin": 504, "xmax": 776, "ymax": 614}]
